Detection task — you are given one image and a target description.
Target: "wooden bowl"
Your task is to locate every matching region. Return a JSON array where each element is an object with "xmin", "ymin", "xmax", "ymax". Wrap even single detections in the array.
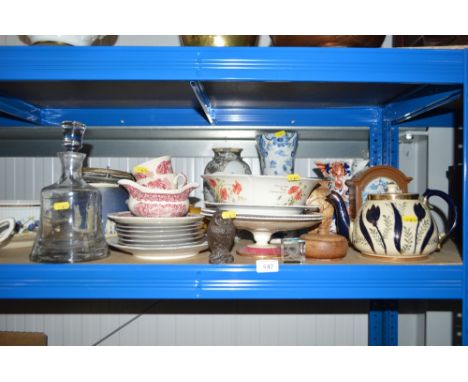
[
  {"xmin": 270, "ymin": 35, "xmax": 385, "ymax": 47},
  {"xmin": 300, "ymin": 233, "xmax": 348, "ymax": 259}
]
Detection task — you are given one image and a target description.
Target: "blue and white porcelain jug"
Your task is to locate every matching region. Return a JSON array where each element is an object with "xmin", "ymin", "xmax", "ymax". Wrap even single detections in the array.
[{"xmin": 256, "ymin": 131, "xmax": 298, "ymax": 175}]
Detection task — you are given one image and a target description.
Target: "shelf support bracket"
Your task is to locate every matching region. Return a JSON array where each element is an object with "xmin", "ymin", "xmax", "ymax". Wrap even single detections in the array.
[
  {"xmin": 0, "ymin": 95, "xmax": 42, "ymax": 125},
  {"xmin": 190, "ymin": 81, "xmax": 216, "ymax": 125},
  {"xmin": 385, "ymin": 87, "xmax": 462, "ymax": 126}
]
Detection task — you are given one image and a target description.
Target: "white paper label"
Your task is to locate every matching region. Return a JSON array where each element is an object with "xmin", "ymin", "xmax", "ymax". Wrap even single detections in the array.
[{"xmin": 256, "ymin": 259, "xmax": 279, "ymax": 273}]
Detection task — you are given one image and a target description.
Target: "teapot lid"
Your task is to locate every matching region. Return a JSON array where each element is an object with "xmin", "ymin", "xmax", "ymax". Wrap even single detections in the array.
[{"xmin": 367, "ymin": 183, "xmax": 419, "ymax": 201}]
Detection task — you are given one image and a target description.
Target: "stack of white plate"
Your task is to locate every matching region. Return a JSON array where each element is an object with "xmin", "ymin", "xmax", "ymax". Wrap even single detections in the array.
[
  {"xmin": 204, "ymin": 201, "xmax": 319, "ymax": 216},
  {"xmin": 107, "ymin": 212, "xmax": 208, "ymax": 260}
]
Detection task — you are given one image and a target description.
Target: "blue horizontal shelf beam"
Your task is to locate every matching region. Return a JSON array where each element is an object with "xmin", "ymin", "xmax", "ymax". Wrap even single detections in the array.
[
  {"xmin": 0, "ymin": 264, "xmax": 462, "ymax": 299},
  {"xmin": 37, "ymin": 107, "xmax": 380, "ymax": 127},
  {"xmin": 0, "ymin": 95, "xmax": 42, "ymax": 124},
  {"xmin": 384, "ymin": 87, "xmax": 462, "ymax": 126},
  {"xmin": 398, "ymin": 111, "xmax": 461, "ymax": 128},
  {"xmin": 0, "ymin": 108, "xmax": 456, "ymax": 129},
  {"xmin": 0, "ymin": 47, "xmax": 464, "ymax": 84}
]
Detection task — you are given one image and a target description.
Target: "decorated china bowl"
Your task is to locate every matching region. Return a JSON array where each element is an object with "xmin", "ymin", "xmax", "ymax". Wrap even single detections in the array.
[
  {"xmin": 131, "ymin": 156, "xmax": 173, "ymax": 181},
  {"xmin": 201, "ymin": 174, "xmax": 320, "ymax": 206},
  {"xmin": 118, "ymin": 179, "xmax": 198, "ymax": 217}
]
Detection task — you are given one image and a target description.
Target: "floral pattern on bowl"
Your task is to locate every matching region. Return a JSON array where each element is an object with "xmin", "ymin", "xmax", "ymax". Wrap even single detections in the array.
[
  {"xmin": 202, "ymin": 174, "xmax": 320, "ymax": 206},
  {"xmin": 207, "ymin": 178, "xmax": 246, "ymax": 203}
]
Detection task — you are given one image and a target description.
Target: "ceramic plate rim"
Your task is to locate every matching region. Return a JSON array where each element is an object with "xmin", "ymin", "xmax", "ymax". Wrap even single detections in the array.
[
  {"xmin": 109, "ymin": 236, "xmax": 207, "ymax": 250},
  {"xmin": 107, "ymin": 236, "xmax": 209, "ymax": 260},
  {"xmin": 115, "ymin": 223, "xmax": 203, "ymax": 232},
  {"xmin": 116, "ymin": 229, "xmax": 205, "ymax": 238},
  {"xmin": 201, "ymin": 208, "xmax": 322, "ymax": 221},
  {"xmin": 204, "ymin": 202, "xmax": 319, "ymax": 211},
  {"xmin": 108, "ymin": 212, "xmax": 204, "ymax": 226},
  {"xmin": 117, "ymin": 234, "xmax": 206, "ymax": 245}
]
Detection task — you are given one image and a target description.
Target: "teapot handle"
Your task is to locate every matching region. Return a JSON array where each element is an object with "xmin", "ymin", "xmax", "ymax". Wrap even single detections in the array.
[
  {"xmin": 423, "ymin": 189, "xmax": 457, "ymax": 243},
  {"xmin": 0, "ymin": 218, "xmax": 16, "ymax": 245}
]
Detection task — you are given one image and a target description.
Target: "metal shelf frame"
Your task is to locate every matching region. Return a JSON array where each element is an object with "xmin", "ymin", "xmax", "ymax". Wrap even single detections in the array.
[{"xmin": 0, "ymin": 46, "xmax": 466, "ymax": 346}]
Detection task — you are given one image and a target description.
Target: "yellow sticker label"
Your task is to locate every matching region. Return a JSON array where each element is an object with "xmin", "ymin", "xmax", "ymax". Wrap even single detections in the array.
[
  {"xmin": 274, "ymin": 130, "xmax": 286, "ymax": 138},
  {"xmin": 221, "ymin": 210, "xmax": 237, "ymax": 219},
  {"xmin": 53, "ymin": 201, "xmax": 70, "ymax": 211},
  {"xmin": 189, "ymin": 206, "xmax": 201, "ymax": 215},
  {"xmin": 287, "ymin": 174, "xmax": 301, "ymax": 181},
  {"xmin": 133, "ymin": 166, "xmax": 149, "ymax": 174},
  {"xmin": 403, "ymin": 215, "xmax": 417, "ymax": 223}
]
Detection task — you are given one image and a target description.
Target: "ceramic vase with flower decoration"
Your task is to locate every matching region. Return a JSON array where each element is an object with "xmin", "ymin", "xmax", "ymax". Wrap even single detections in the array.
[{"xmin": 203, "ymin": 148, "xmax": 252, "ymax": 202}]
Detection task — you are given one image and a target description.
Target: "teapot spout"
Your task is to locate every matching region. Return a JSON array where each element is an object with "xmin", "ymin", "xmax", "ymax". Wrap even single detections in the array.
[
  {"xmin": 117, "ymin": 179, "xmax": 142, "ymax": 198},
  {"xmin": 326, "ymin": 191, "xmax": 352, "ymax": 241},
  {"xmin": 179, "ymin": 183, "xmax": 199, "ymax": 198}
]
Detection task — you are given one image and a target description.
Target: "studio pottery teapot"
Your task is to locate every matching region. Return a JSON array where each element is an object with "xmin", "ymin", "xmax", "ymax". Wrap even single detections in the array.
[{"xmin": 327, "ymin": 184, "xmax": 457, "ymax": 259}]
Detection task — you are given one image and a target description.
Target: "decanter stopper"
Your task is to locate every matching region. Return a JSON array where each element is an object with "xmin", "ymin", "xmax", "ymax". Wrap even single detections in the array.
[{"xmin": 62, "ymin": 121, "xmax": 86, "ymax": 152}]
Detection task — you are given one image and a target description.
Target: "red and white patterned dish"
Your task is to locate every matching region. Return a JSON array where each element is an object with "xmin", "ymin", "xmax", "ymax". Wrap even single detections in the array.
[
  {"xmin": 131, "ymin": 155, "xmax": 174, "ymax": 181},
  {"xmin": 117, "ymin": 180, "xmax": 199, "ymax": 217}
]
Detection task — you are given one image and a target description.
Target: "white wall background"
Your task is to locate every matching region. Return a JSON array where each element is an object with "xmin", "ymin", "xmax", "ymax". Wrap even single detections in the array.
[{"xmin": 0, "ymin": 35, "xmax": 456, "ymax": 345}]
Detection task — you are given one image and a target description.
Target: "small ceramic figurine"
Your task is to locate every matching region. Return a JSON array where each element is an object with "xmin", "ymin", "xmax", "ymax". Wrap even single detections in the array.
[
  {"xmin": 207, "ymin": 210, "xmax": 236, "ymax": 264},
  {"xmin": 306, "ymin": 181, "xmax": 334, "ymax": 235},
  {"xmin": 303, "ymin": 180, "xmax": 348, "ymax": 259}
]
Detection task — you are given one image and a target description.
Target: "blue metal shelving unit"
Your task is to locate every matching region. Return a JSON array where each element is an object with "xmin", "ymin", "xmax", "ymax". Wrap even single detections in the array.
[{"xmin": 0, "ymin": 46, "xmax": 466, "ymax": 345}]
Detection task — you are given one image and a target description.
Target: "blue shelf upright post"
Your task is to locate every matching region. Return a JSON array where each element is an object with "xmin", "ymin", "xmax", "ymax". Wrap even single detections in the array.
[
  {"xmin": 463, "ymin": 49, "xmax": 468, "ymax": 346},
  {"xmin": 368, "ymin": 110, "xmax": 399, "ymax": 346}
]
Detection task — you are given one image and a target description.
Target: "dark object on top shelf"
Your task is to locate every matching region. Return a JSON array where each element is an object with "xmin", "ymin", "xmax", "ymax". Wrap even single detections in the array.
[
  {"xmin": 393, "ymin": 35, "xmax": 468, "ymax": 47},
  {"xmin": 270, "ymin": 35, "xmax": 385, "ymax": 47},
  {"xmin": 180, "ymin": 35, "xmax": 259, "ymax": 47}
]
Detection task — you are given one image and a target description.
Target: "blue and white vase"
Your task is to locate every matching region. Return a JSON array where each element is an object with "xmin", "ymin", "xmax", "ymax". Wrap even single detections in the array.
[{"xmin": 256, "ymin": 131, "xmax": 298, "ymax": 175}]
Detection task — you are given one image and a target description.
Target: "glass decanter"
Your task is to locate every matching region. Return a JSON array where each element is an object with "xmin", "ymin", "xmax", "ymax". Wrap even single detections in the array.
[{"xmin": 30, "ymin": 121, "xmax": 108, "ymax": 263}]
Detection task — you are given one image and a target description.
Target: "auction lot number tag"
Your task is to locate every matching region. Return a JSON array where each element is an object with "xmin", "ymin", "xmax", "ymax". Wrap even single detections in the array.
[{"xmin": 256, "ymin": 259, "xmax": 279, "ymax": 273}]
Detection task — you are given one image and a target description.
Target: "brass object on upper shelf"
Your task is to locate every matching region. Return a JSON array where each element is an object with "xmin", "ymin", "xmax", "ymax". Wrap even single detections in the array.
[
  {"xmin": 270, "ymin": 35, "xmax": 385, "ymax": 47},
  {"xmin": 393, "ymin": 35, "xmax": 468, "ymax": 47},
  {"xmin": 180, "ymin": 35, "xmax": 259, "ymax": 47}
]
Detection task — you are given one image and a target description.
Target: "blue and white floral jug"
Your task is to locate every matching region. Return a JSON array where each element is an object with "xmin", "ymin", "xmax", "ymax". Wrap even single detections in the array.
[{"xmin": 256, "ymin": 131, "xmax": 298, "ymax": 175}]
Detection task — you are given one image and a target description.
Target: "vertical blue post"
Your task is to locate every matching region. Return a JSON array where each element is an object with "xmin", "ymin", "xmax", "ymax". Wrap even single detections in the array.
[
  {"xmin": 463, "ymin": 49, "xmax": 468, "ymax": 345},
  {"xmin": 368, "ymin": 109, "xmax": 399, "ymax": 346},
  {"xmin": 369, "ymin": 301, "xmax": 398, "ymax": 345},
  {"xmin": 383, "ymin": 122, "xmax": 400, "ymax": 168}
]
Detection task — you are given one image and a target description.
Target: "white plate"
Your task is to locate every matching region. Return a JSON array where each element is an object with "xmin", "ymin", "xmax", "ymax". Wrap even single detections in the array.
[
  {"xmin": 118, "ymin": 232, "xmax": 206, "ymax": 245},
  {"xmin": 107, "ymin": 236, "xmax": 209, "ymax": 260},
  {"xmin": 108, "ymin": 212, "xmax": 204, "ymax": 226},
  {"xmin": 114, "ymin": 222, "xmax": 204, "ymax": 232},
  {"xmin": 204, "ymin": 202, "xmax": 319, "ymax": 216},
  {"xmin": 118, "ymin": 236, "xmax": 206, "ymax": 247},
  {"xmin": 116, "ymin": 229, "xmax": 205, "ymax": 240},
  {"xmin": 201, "ymin": 208, "xmax": 322, "ymax": 221}
]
